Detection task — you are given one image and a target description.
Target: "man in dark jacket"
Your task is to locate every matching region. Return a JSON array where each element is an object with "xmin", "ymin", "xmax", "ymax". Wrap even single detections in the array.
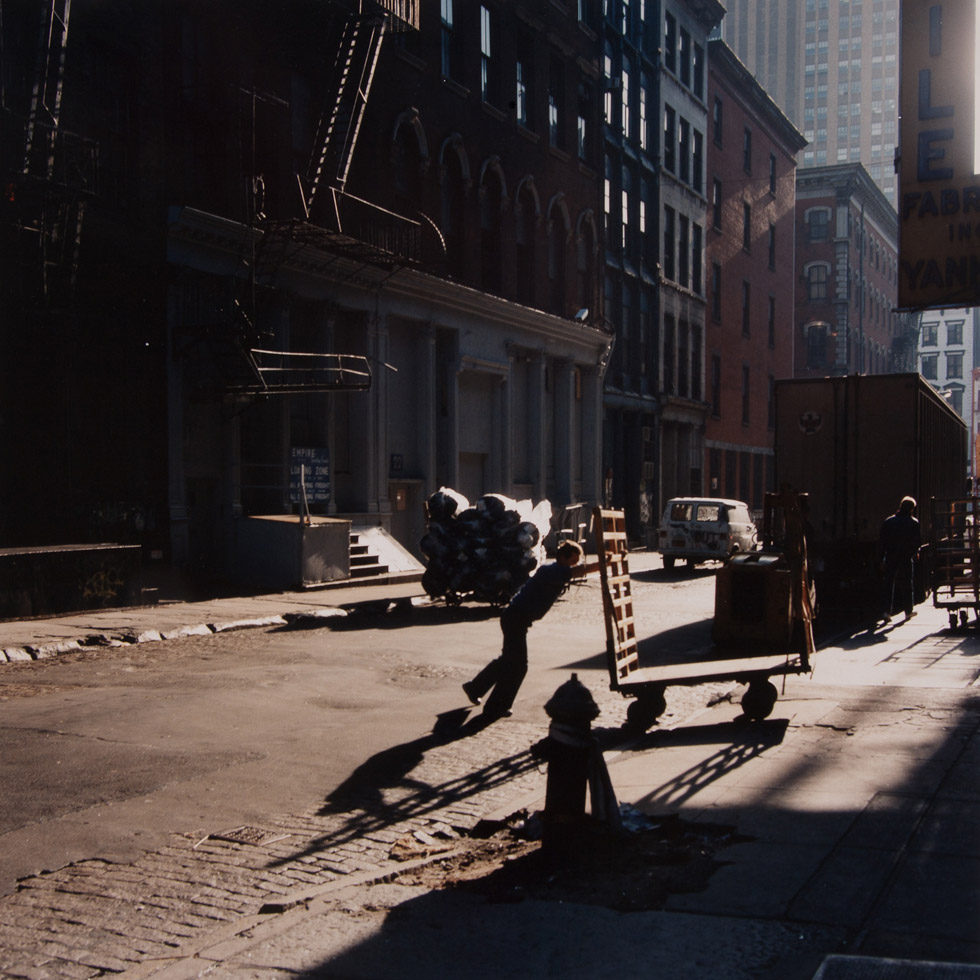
[
  {"xmin": 463, "ymin": 540, "xmax": 596, "ymax": 720},
  {"xmin": 880, "ymin": 495, "xmax": 922, "ymax": 623}
]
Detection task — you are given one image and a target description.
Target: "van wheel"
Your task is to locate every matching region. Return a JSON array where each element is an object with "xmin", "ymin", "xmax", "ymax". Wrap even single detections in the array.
[{"xmin": 663, "ymin": 556, "xmax": 675, "ymax": 570}]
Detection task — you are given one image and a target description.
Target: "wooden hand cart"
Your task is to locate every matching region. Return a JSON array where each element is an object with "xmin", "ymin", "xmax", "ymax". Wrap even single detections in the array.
[
  {"xmin": 594, "ymin": 492, "xmax": 814, "ymax": 731},
  {"xmin": 930, "ymin": 495, "xmax": 980, "ymax": 629}
]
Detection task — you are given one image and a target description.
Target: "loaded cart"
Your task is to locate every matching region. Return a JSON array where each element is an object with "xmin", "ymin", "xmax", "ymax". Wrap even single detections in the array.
[
  {"xmin": 930, "ymin": 495, "xmax": 980, "ymax": 629},
  {"xmin": 594, "ymin": 491, "xmax": 815, "ymax": 732}
]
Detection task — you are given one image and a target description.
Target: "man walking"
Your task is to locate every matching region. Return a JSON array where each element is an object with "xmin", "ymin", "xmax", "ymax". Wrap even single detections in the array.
[
  {"xmin": 880, "ymin": 495, "xmax": 921, "ymax": 623},
  {"xmin": 463, "ymin": 540, "xmax": 596, "ymax": 720}
]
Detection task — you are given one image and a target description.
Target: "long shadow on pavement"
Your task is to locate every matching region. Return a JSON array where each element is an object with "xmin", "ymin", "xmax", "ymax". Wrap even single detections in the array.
[{"xmin": 263, "ymin": 707, "xmax": 540, "ymax": 868}]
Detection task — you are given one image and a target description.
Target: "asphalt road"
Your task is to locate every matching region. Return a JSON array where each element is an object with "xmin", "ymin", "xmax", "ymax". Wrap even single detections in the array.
[{"xmin": 0, "ymin": 563, "xmax": 722, "ymax": 895}]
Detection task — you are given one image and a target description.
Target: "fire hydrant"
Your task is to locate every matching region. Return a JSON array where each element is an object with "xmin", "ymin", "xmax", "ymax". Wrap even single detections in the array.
[{"xmin": 539, "ymin": 673, "xmax": 603, "ymax": 857}]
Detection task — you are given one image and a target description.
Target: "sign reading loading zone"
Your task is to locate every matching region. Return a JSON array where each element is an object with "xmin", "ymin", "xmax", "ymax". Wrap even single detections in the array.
[{"xmin": 899, "ymin": 0, "xmax": 979, "ymax": 309}]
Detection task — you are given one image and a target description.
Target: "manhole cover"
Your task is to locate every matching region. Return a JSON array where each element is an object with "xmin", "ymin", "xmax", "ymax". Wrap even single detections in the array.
[{"xmin": 209, "ymin": 826, "xmax": 291, "ymax": 846}]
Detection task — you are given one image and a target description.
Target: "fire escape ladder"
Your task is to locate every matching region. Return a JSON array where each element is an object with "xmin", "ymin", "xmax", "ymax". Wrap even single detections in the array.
[
  {"xmin": 304, "ymin": 12, "xmax": 384, "ymax": 218},
  {"xmin": 23, "ymin": 0, "xmax": 72, "ymax": 180}
]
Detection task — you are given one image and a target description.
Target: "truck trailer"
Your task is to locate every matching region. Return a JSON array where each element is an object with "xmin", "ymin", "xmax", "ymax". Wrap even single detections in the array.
[{"xmin": 773, "ymin": 373, "xmax": 968, "ymax": 604}]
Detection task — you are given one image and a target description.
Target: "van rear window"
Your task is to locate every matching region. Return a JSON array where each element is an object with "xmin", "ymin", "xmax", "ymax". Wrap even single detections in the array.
[
  {"xmin": 669, "ymin": 503, "xmax": 693, "ymax": 521},
  {"xmin": 695, "ymin": 504, "xmax": 721, "ymax": 521}
]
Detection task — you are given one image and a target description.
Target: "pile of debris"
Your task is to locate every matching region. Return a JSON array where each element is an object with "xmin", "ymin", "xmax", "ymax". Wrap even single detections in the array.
[{"xmin": 420, "ymin": 488, "xmax": 551, "ymax": 605}]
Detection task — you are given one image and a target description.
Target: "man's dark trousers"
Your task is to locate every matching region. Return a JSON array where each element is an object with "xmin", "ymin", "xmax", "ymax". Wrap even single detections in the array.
[{"xmin": 468, "ymin": 606, "xmax": 532, "ymax": 714}]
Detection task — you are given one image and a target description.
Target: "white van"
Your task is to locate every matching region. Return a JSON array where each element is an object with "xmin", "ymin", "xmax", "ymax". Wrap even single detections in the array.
[{"xmin": 658, "ymin": 497, "xmax": 758, "ymax": 569}]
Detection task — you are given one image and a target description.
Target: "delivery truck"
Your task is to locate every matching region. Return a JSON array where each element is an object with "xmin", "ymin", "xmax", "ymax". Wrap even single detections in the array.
[{"xmin": 773, "ymin": 373, "xmax": 968, "ymax": 604}]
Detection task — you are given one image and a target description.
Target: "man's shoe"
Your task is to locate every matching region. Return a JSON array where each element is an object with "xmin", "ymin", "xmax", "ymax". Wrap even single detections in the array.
[
  {"xmin": 904, "ymin": 610, "xmax": 917, "ymax": 622},
  {"xmin": 462, "ymin": 681, "xmax": 482, "ymax": 705}
]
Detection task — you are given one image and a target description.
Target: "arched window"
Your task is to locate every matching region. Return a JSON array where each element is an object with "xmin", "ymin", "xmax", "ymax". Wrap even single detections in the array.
[
  {"xmin": 480, "ymin": 160, "xmax": 506, "ymax": 294},
  {"xmin": 440, "ymin": 137, "xmax": 468, "ymax": 281},
  {"xmin": 515, "ymin": 178, "xmax": 539, "ymax": 306},
  {"xmin": 548, "ymin": 195, "xmax": 570, "ymax": 315},
  {"xmin": 576, "ymin": 212, "xmax": 596, "ymax": 313},
  {"xmin": 391, "ymin": 115, "xmax": 424, "ymax": 206}
]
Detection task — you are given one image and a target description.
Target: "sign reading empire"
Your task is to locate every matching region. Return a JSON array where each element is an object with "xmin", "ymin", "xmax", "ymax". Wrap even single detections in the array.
[{"xmin": 899, "ymin": 0, "xmax": 978, "ymax": 309}]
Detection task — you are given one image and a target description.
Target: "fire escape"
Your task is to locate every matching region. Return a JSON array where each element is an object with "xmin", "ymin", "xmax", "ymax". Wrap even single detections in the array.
[
  {"xmin": 10, "ymin": 0, "xmax": 98, "ymax": 311},
  {"xmin": 231, "ymin": 0, "xmax": 424, "ymax": 396}
]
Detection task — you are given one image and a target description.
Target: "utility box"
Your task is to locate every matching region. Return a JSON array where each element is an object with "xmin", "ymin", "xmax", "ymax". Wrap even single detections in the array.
[
  {"xmin": 713, "ymin": 552, "xmax": 793, "ymax": 649},
  {"xmin": 235, "ymin": 515, "xmax": 351, "ymax": 590}
]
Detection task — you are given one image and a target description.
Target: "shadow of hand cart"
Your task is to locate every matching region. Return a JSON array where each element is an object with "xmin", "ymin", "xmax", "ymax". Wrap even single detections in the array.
[{"xmin": 594, "ymin": 491, "xmax": 815, "ymax": 732}]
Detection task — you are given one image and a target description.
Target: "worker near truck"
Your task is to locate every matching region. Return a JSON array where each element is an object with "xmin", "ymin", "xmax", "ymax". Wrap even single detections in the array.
[
  {"xmin": 463, "ymin": 540, "xmax": 598, "ymax": 721},
  {"xmin": 879, "ymin": 496, "xmax": 922, "ymax": 623}
]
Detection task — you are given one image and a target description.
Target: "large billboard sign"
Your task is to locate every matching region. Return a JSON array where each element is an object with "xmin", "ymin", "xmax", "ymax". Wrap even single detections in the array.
[{"xmin": 899, "ymin": 0, "xmax": 978, "ymax": 309}]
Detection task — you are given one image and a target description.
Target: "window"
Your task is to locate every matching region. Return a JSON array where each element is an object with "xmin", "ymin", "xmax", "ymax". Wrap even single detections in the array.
[
  {"xmin": 516, "ymin": 34, "xmax": 533, "ymax": 128},
  {"xmin": 692, "ymin": 223, "xmax": 702, "ymax": 295},
  {"xmin": 768, "ymin": 296, "xmax": 776, "ymax": 348},
  {"xmin": 947, "ymin": 320, "xmax": 964, "ymax": 345},
  {"xmin": 921, "ymin": 353, "xmax": 938, "ymax": 380},
  {"xmin": 679, "ymin": 27, "xmax": 691, "ymax": 87},
  {"xmin": 663, "ymin": 205, "xmax": 675, "ymax": 280},
  {"xmin": 639, "ymin": 78, "xmax": 648, "ymax": 151},
  {"xmin": 713, "ymin": 97, "xmax": 723, "ymax": 144},
  {"xmin": 440, "ymin": 0, "xmax": 458, "ymax": 79},
  {"xmin": 807, "ymin": 323, "xmax": 828, "ymax": 367},
  {"xmin": 921, "ymin": 321, "xmax": 938, "ymax": 346},
  {"xmin": 577, "ymin": 82, "xmax": 592, "ymax": 163},
  {"xmin": 743, "ymin": 127, "xmax": 752, "ymax": 172},
  {"xmin": 807, "ymin": 263, "xmax": 829, "ymax": 300},
  {"xmin": 711, "ymin": 262, "xmax": 721, "ymax": 320},
  {"xmin": 691, "ymin": 327, "xmax": 701, "ymax": 400},
  {"xmin": 549, "ymin": 57, "xmax": 564, "ymax": 147},
  {"xmin": 808, "ymin": 207, "xmax": 830, "ymax": 241},
  {"xmin": 692, "ymin": 129, "xmax": 703, "ymax": 193},
  {"xmin": 480, "ymin": 6, "xmax": 494, "ymax": 103},
  {"xmin": 768, "ymin": 223, "xmax": 776, "ymax": 269},
  {"xmin": 947, "ymin": 352, "xmax": 964, "ymax": 379},
  {"xmin": 621, "ymin": 58, "xmax": 631, "ymax": 139},
  {"xmin": 712, "ymin": 178, "xmax": 722, "ymax": 229},
  {"xmin": 710, "ymin": 353, "xmax": 722, "ymax": 416},
  {"xmin": 692, "ymin": 43, "xmax": 704, "ymax": 99},
  {"xmin": 664, "ymin": 12, "xmax": 677, "ymax": 74},
  {"xmin": 664, "ymin": 105, "xmax": 675, "ymax": 172},
  {"xmin": 678, "ymin": 215, "xmax": 689, "ymax": 288},
  {"xmin": 664, "ymin": 313, "xmax": 676, "ymax": 394},
  {"xmin": 678, "ymin": 118, "xmax": 689, "ymax": 184},
  {"xmin": 769, "ymin": 153, "xmax": 777, "ymax": 193},
  {"xmin": 741, "ymin": 280, "xmax": 751, "ymax": 336},
  {"xmin": 742, "ymin": 365, "xmax": 750, "ymax": 425},
  {"xmin": 678, "ymin": 319, "xmax": 689, "ymax": 397},
  {"xmin": 621, "ymin": 166, "xmax": 631, "ymax": 251},
  {"xmin": 742, "ymin": 202, "xmax": 751, "ymax": 250}
]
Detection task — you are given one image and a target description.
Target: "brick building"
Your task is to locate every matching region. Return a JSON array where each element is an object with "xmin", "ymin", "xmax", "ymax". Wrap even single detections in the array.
[
  {"xmin": 705, "ymin": 38, "xmax": 806, "ymax": 515},
  {"xmin": 600, "ymin": 0, "xmax": 724, "ymax": 544},
  {"xmin": 794, "ymin": 163, "xmax": 917, "ymax": 379},
  {"xmin": 1, "ymin": 1, "xmax": 610, "ymax": 595}
]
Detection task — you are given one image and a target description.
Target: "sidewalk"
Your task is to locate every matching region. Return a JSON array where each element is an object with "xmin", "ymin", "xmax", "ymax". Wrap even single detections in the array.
[{"xmin": 2, "ymin": 562, "xmax": 979, "ymax": 980}]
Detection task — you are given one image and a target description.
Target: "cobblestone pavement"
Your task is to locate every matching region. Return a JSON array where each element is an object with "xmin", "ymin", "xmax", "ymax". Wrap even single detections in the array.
[
  {"xmin": 1, "ymin": 667, "xmax": 732, "ymax": 980},
  {"xmin": 0, "ymin": 555, "xmax": 732, "ymax": 980}
]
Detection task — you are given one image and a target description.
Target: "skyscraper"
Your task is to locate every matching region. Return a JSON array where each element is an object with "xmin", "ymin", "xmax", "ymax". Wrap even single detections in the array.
[{"xmin": 721, "ymin": 0, "xmax": 900, "ymax": 207}]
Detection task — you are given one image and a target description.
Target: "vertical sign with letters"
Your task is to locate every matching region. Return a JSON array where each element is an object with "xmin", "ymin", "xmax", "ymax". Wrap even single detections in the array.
[{"xmin": 899, "ymin": 0, "xmax": 978, "ymax": 308}]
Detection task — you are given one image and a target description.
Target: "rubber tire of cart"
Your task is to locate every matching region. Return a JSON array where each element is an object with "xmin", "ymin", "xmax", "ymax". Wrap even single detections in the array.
[
  {"xmin": 741, "ymin": 679, "xmax": 778, "ymax": 721},
  {"xmin": 950, "ymin": 612, "xmax": 958, "ymax": 630},
  {"xmin": 625, "ymin": 689, "xmax": 667, "ymax": 732},
  {"xmin": 663, "ymin": 556, "xmax": 675, "ymax": 570}
]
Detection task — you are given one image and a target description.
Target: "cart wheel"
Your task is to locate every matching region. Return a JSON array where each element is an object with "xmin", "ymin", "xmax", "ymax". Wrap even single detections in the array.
[
  {"xmin": 625, "ymin": 690, "xmax": 667, "ymax": 732},
  {"xmin": 949, "ymin": 612, "xmax": 958, "ymax": 630},
  {"xmin": 663, "ymin": 556, "xmax": 675, "ymax": 570},
  {"xmin": 741, "ymin": 680, "xmax": 778, "ymax": 721},
  {"xmin": 960, "ymin": 610, "xmax": 969, "ymax": 629}
]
